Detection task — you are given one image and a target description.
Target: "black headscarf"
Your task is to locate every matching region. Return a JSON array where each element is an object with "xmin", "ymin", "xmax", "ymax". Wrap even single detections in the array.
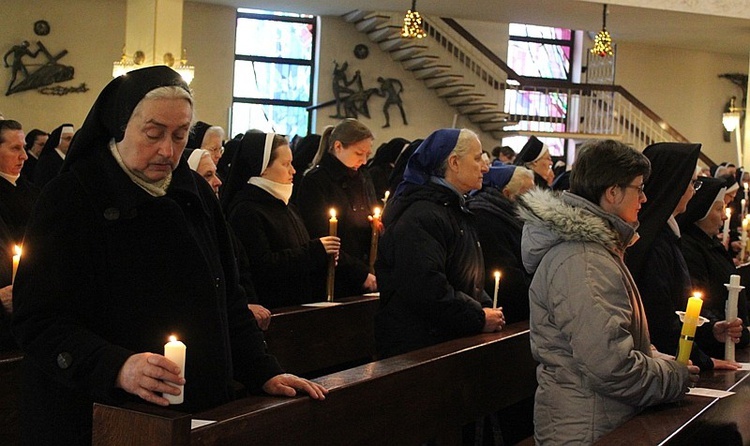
[
  {"xmin": 221, "ymin": 132, "xmax": 275, "ymax": 211},
  {"xmin": 387, "ymin": 138, "xmax": 423, "ymax": 194},
  {"xmin": 24, "ymin": 129, "xmax": 47, "ymax": 150},
  {"xmin": 626, "ymin": 142, "xmax": 701, "ymax": 277},
  {"xmin": 367, "ymin": 137, "xmax": 409, "ymax": 168},
  {"xmin": 678, "ymin": 177, "xmax": 727, "ymax": 227},
  {"xmin": 216, "ymin": 135, "xmax": 241, "ymax": 180},
  {"xmin": 187, "ymin": 120, "xmax": 212, "ymax": 149},
  {"xmin": 40, "ymin": 124, "xmax": 74, "ymax": 156},
  {"xmin": 290, "ymin": 133, "xmax": 321, "ymax": 203},
  {"xmin": 64, "ymin": 66, "xmax": 190, "ymax": 171}
]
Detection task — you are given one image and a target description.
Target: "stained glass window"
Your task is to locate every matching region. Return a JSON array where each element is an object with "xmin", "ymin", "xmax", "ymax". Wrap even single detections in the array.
[{"xmin": 232, "ymin": 10, "xmax": 315, "ymax": 137}]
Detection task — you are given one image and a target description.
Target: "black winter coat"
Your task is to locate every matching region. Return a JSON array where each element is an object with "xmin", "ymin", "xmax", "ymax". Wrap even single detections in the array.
[
  {"xmin": 0, "ymin": 175, "xmax": 40, "ymax": 243},
  {"xmin": 297, "ymin": 152, "xmax": 378, "ymax": 297},
  {"xmin": 374, "ymin": 182, "xmax": 490, "ymax": 358},
  {"xmin": 227, "ymin": 184, "xmax": 328, "ymax": 308},
  {"xmin": 466, "ymin": 188, "xmax": 531, "ymax": 323},
  {"xmin": 680, "ymin": 223, "xmax": 750, "ymax": 358},
  {"xmin": 12, "ymin": 150, "xmax": 282, "ymax": 445},
  {"xmin": 630, "ymin": 226, "xmax": 713, "ymax": 370}
]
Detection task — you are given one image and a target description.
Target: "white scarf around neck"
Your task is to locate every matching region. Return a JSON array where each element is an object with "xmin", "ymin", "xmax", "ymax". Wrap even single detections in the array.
[
  {"xmin": 249, "ymin": 176, "xmax": 293, "ymax": 205},
  {"xmin": 109, "ymin": 139, "xmax": 171, "ymax": 197}
]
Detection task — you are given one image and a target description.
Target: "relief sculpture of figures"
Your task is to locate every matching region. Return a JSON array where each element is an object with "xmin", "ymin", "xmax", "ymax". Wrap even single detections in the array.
[
  {"xmin": 376, "ymin": 76, "xmax": 408, "ymax": 128},
  {"xmin": 3, "ymin": 41, "xmax": 74, "ymax": 96},
  {"xmin": 329, "ymin": 61, "xmax": 378, "ymax": 120}
]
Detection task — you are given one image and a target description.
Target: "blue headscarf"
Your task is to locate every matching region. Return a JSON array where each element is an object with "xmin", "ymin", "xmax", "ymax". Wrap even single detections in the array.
[
  {"xmin": 483, "ymin": 164, "xmax": 516, "ymax": 190},
  {"xmin": 395, "ymin": 128, "xmax": 460, "ymax": 197}
]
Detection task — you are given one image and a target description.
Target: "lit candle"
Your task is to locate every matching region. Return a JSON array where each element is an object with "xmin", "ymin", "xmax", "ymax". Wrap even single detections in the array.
[
  {"xmin": 741, "ymin": 217, "xmax": 749, "ymax": 263},
  {"xmin": 676, "ymin": 292, "xmax": 703, "ymax": 364},
  {"xmin": 381, "ymin": 191, "xmax": 391, "ymax": 215},
  {"xmin": 722, "ymin": 208, "xmax": 731, "ymax": 250},
  {"xmin": 724, "ymin": 275, "xmax": 743, "ymax": 362},
  {"xmin": 12, "ymin": 245, "xmax": 21, "ymax": 284},
  {"xmin": 492, "ymin": 271, "xmax": 501, "ymax": 309},
  {"xmin": 742, "ymin": 199, "xmax": 747, "ymax": 221},
  {"xmin": 368, "ymin": 207, "xmax": 381, "ymax": 274},
  {"xmin": 326, "ymin": 209, "xmax": 337, "ymax": 302},
  {"xmin": 163, "ymin": 335, "xmax": 186, "ymax": 404}
]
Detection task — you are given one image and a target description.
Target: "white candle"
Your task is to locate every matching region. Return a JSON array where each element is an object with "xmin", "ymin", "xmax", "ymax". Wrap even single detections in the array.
[
  {"xmin": 163, "ymin": 335, "xmax": 186, "ymax": 404},
  {"xmin": 492, "ymin": 271, "xmax": 501, "ymax": 309},
  {"xmin": 743, "ymin": 199, "xmax": 747, "ymax": 221},
  {"xmin": 742, "ymin": 218, "xmax": 749, "ymax": 262},
  {"xmin": 725, "ymin": 275, "xmax": 743, "ymax": 362},
  {"xmin": 11, "ymin": 245, "xmax": 21, "ymax": 284},
  {"xmin": 722, "ymin": 208, "xmax": 731, "ymax": 250}
]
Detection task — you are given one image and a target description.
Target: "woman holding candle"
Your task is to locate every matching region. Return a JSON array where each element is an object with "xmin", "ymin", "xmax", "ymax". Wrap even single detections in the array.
[
  {"xmin": 518, "ymin": 140, "xmax": 697, "ymax": 445},
  {"xmin": 297, "ymin": 118, "xmax": 378, "ymax": 297},
  {"xmin": 625, "ymin": 142, "xmax": 738, "ymax": 371},
  {"xmin": 222, "ymin": 131, "xmax": 340, "ymax": 308},
  {"xmin": 375, "ymin": 128, "xmax": 505, "ymax": 358},
  {"xmin": 467, "ymin": 164, "xmax": 535, "ymax": 324},
  {"xmin": 11, "ymin": 67, "xmax": 326, "ymax": 445},
  {"xmin": 678, "ymin": 177, "xmax": 749, "ymax": 358}
]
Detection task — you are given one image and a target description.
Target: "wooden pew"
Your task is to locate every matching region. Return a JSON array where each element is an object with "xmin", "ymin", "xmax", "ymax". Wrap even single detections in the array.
[
  {"xmin": 595, "ymin": 347, "xmax": 750, "ymax": 445},
  {"xmin": 265, "ymin": 294, "xmax": 379, "ymax": 377},
  {"xmin": 92, "ymin": 321, "xmax": 537, "ymax": 446},
  {"xmin": 0, "ymin": 350, "xmax": 23, "ymax": 445}
]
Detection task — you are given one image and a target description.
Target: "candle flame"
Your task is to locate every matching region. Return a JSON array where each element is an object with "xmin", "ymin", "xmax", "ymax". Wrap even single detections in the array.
[
  {"xmin": 13, "ymin": 245, "xmax": 21, "ymax": 256},
  {"xmin": 169, "ymin": 335, "xmax": 177, "ymax": 342},
  {"xmin": 384, "ymin": 191, "xmax": 390, "ymax": 201},
  {"xmin": 373, "ymin": 207, "xmax": 381, "ymax": 218},
  {"xmin": 692, "ymin": 292, "xmax": 702, "ymax": 300},
  {"xmin": 329, "ymin": 208, "xmax": 336, "ymax": 219},
  {"xmin": 494, "ymin": 271, "xmax": 501, "ymax": 279}
]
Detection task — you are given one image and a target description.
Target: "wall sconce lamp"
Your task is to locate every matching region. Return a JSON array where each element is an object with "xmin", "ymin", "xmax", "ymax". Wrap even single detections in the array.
[
  {"xmin": 723, "ymin": 96, "xmax": 743, "ymax": 132},
  {"xmin": 401, "ymin": 0, "xmax": 427, "ymax": 39},
  {"xmin": 112, "ymin": 47, "xmax": 195, "ymax": 84}
]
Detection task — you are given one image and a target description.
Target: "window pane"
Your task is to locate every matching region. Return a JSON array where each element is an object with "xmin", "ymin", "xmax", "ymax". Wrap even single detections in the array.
[
  {"xmin": 507, "ymin": 41, "xmax": 570, "ymax": 79},
  {"xmin": 233, "ymin": 60, "xmax": 311, "ymax": 101},
  {"xmin": 509, "ymin": 24, "xmax": 571, "ymax": 40},
  {"xmin": 504, "ymin": 90, "xmax": 568, "ymax": 119},
  {"xmin": 230, "ymin": 103, "xmax": 309, "ymax": 137},
  {"xmin": 236, "ymin": 18, "xmax": 313, "ymax": 59}
]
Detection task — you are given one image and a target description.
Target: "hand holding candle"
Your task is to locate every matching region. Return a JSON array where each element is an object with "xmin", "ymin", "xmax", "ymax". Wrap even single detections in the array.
[
  {"xmin": 12, "ymin": 245, "xmax": 21, "ymax": 284},
  {"xmin": 724, "ymin": 275, "xmax": 743, "ymax": 362},
  {"xmin": 492, "ymin": 271, "xmax": 501, "ymax": 309},
  {"xmin": 676, "ymin": 292, "xmax": 703, "ymax": 364},
  {"xmin": 326, "ymin": 209, "xmax": 337, "ymax": 302},
  {"xmin": 368, "ymin": 207, "xmax": 381, "ymax": 274},
  {"xmin": 163, "ymin": 335, "xmax": 186, "ymax": 404}
]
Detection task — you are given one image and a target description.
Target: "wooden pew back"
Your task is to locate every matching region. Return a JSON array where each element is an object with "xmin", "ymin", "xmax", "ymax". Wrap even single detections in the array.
[{"xmin": 93, "ymin": 322, "xmax": 537, "ymax": 446}]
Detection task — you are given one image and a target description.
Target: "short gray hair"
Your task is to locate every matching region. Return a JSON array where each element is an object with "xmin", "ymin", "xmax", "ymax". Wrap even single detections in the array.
[{"xmin": 130, "ymin": 85, "xmax": 195, "ymax": 124}]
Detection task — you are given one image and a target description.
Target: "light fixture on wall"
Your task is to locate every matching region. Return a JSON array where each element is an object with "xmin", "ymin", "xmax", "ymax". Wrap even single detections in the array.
[
  {"xmin": 112, "ymin": 47, "xmax": 195, "ymax": 85},
  {"xmin": 723, "ymin": 96, "xmax": 743, "ymax": 132},
  {"xmin": 401, "ymin": 0, "xmax": 427, "ymax": 39},
  {"xmin": 590, "ymin": 4, "xmax": 614, "ymax": 57}
]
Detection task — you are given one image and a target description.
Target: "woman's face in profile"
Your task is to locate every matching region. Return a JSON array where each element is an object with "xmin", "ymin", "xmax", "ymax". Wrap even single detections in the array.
[{"xmin": 118, "ymin": 97, "xmax": 192, "ymax": 183}]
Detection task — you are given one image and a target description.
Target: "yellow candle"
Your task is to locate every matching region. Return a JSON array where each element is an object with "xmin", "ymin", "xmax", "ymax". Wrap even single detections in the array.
[
  {"xmin": 327, "ymin": 209, "xmax": 337, "ymax": 302},
  {"xmin": 12, "ymin": 245, "xmax": 21, "ymax": 284},
  {"xmin": 492, "ymin": 271, "xmax": 501, "ymax": 309},
  {"xmin": 368, "ymin": 207, "xmax": 381, "ymax": 274},
  {"xmin": 676, "ymin": 292, "xmax": 703, "ymax": 364},
  {"xmin": 163, "ymin": 335, "xmax": 186, "ymax": 404}
]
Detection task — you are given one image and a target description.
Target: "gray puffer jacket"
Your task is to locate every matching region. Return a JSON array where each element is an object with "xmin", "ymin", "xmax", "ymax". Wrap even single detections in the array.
[{"xmin": 518, "ymin": 189, "xmax": 690, "ymax": 445}]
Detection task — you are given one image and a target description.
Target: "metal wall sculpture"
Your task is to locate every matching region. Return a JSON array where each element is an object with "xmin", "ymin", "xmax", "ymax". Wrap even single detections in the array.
[
  {"xmin": 329, "ymin": 60, "xmax": 408, "ymax": 128},
  {"xmin": 3, "ymin": 33, "xmax": 85, "ymax": 96}
]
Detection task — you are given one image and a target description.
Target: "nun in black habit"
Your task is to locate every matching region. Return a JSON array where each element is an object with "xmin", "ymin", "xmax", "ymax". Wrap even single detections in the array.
[
  {"xmin": 11, "ymin": 66, "xmax": 326, "ymax": 445},
  {"xmin": 222, "ymin": 131, "xmax": 340, "ymax": 309},
  {"xmin": 514, "ymin": 135, "xmax": 552, "ymax": 189},
  {"xmin": 678, "ymin": 177, "xmax": 750, "ymax": 359},
  {"xmin": 32, "ymin": 123, "xmax": 73, "ymax": 188},
  {"xmin": 625, "ymin": 143, "xmax": 734, "ymax": 371},
  {"xmin": 366, "ymin": 136, "xmax": 409, "ymax": 200}
]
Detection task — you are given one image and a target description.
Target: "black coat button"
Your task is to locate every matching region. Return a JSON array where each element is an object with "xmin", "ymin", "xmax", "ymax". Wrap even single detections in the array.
[
  {"xmin": 103, "ymin": 208, "xmax": 120, "ymax": 221},
  {"xmin": 57, "ymin": 352, "xmax": 73, "ymax": 369}
]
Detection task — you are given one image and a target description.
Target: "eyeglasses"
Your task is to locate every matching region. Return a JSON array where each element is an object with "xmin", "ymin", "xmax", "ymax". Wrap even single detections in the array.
[
  {"xmin": 622, "ymin": 184, "xmax": 645, "ymax": 196},
  {"xmin": 692, "ymin": 179, "xmax": 703, "ymax": 191},
  {"xmin": 204, "ymin": 146, "xmax": 224, "ymax": 155}
]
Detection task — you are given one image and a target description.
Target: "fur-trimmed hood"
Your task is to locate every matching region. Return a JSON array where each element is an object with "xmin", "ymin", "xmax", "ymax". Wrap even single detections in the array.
[{"xmin": 517, "ymin": 188, "xmax": 638, "ymax": 274}]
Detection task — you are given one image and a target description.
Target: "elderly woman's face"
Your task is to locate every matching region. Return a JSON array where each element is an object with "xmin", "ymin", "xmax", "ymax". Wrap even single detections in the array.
[
  {"xmin": 696, "ymin": 200, "xmax": 726, "ymax": 237},
  {"xmin": 118, "ymin": 97, "xmax": 192, "ymax": 183},
  {"xmin": 448, "ymin": 135, "xmax": 488, "ymax": 194}
]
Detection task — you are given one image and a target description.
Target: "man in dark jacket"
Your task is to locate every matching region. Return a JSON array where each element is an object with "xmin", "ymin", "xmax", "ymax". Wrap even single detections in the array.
[
  {"xmin": 11, "ymin": 66, "xmax": 326, "ymax": 445},
  {"xmin": 375, "ymin": 128, "xmax": 504, "ymax": 358}
]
